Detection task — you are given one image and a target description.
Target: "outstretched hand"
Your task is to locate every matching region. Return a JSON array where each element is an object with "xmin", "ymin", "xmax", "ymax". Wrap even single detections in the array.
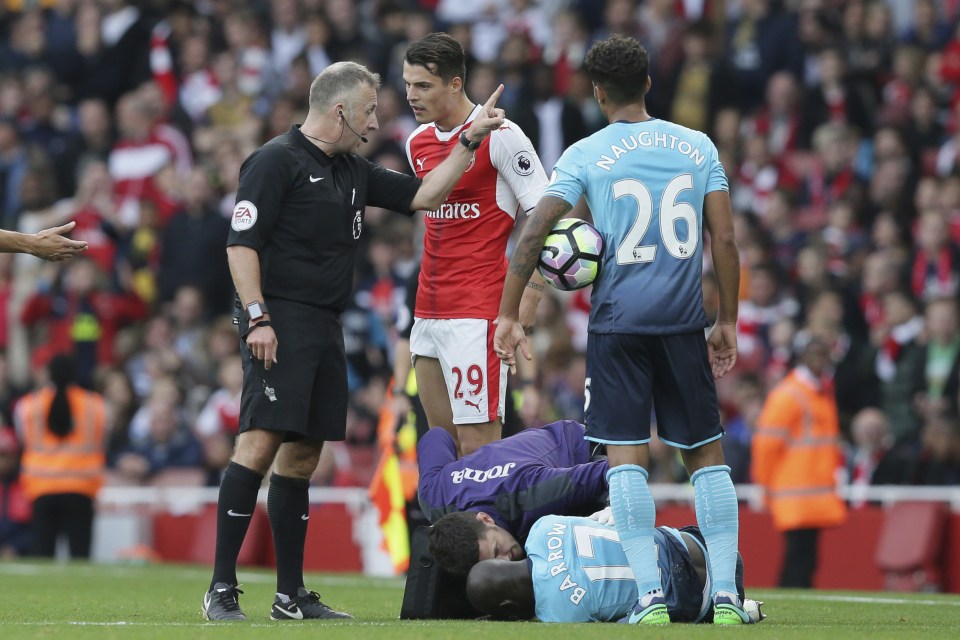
[
  {"xmin": 30, "ymin": 222, "xmax": 88, "ymax": 262},
  {"xmin": 707, "ymin": 322, "xmax": 738, "ymax": 379},
  {"xmin": 468, "ymin": 84, "xmax": 506, "ymax": 141}
]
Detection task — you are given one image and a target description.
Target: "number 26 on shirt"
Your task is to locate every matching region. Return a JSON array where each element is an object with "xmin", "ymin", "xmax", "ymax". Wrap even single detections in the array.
[{"xmin": 612, "ymin": 174, "xmax": 699, "ymax": 265}]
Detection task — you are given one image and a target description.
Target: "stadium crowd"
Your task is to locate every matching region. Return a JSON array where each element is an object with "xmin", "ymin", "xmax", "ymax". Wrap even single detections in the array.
[{"xmin": 2, "ymin": 0, "xmax": 960, "ymax": 557}]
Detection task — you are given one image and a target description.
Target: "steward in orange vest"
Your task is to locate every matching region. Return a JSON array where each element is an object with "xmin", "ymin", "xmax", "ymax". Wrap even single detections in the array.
[
  {"xmin": 752, "ymin": 336, "xmax": 846, "ymax": 587},
  {"xmin": 15, "ymin": 355, "xmax": 107, "ymax": 558},
  {"xmin": 18, "ymin": 386, "xmax": 107, "ymax": 502}
]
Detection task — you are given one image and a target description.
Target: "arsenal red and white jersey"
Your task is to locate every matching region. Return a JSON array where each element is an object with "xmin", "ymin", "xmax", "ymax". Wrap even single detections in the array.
[{"xmin": 406, "ymin": 106, "xmax": 548, "ymax": 319}]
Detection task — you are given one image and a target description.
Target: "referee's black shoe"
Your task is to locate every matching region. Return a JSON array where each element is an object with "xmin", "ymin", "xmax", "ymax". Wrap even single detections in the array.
[
  {"xmin": 202, "ymin": 583, "xmax": 246, "ymax": 621},
  {"xmin": 271, "ymin": 588, "xmax": 353, "ymax": 620}
]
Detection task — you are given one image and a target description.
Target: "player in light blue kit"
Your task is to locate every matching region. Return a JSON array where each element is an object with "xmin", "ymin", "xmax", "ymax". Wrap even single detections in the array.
[
  {"xmin": 464, "ymin": 514, "xmax": 761, "ymax": 624},
  {"xmin": 494, "ymin": 35, "xmax": 745, "ymax": 625}
]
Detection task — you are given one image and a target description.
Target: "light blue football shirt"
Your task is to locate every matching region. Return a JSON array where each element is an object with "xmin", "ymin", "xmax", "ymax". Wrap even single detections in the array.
[
  {"xmin": 526, "ymin": 515, "xmax": 711, "ymax": 623},
  {"xmin": 543, "ymin": 119, "xmax": 728, "ymax": 334},
  {"xmin": 526, "ymin": 515, "xmax": 637, "ymax": 623}
]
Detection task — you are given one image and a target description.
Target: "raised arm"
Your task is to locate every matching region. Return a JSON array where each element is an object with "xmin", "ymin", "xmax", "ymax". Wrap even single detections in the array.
[{"xmin": 409, "ymin": 85, "xmax": 505, "ymax": 212}]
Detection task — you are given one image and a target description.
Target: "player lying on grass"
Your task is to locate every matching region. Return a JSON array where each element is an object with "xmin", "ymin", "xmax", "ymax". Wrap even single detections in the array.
[
  {"xmin": 419, "ymin": 420, "xmax": 609, "ymax": 575},
  {"xmin": 465, "ymin": 514, "xmax": 765, "ymax": 624}
]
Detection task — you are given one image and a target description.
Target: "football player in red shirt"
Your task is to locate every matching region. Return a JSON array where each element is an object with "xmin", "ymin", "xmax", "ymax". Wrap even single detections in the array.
[{"xmin": 403, "ymin": 33, "xmax": 549, "ymax": 455}]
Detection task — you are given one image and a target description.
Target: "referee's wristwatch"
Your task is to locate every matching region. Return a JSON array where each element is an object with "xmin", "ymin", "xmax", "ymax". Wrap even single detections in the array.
[{"xmin": 246, "ymin": 300, "xmax": 268, "ymax": 322}]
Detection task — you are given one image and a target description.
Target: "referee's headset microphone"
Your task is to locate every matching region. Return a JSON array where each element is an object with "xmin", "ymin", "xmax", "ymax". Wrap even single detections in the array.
[{"xmin": 339, "ymin": 110, "xmax": 368, "ymax": 143}]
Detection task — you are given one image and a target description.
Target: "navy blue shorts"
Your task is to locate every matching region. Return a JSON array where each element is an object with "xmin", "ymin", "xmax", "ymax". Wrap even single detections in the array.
[
  {"xmin": 658, "ymin": 526, "xmax": 709, "ymax": 623},
  {"xmin": 584, "ymin": 331, "xmax": 723, "ymax": 448},
  {"xmin": 660, "ymin": 526, "xmax": 746, "ymax": 622},
  {"xmin": 238, "ymin": 297, "xmax": 348, "ymax": 442}
]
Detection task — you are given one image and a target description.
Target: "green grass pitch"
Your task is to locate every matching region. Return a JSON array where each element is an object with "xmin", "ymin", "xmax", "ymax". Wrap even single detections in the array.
[{"xmin": 1, "ymin": 561, "xmax": 959, "ymax": 639}]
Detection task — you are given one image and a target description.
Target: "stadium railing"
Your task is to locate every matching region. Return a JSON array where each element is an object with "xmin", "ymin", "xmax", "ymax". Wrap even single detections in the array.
[{"xmin": 89, "ymin": 484, "xmax": 960, "ymax": 591}]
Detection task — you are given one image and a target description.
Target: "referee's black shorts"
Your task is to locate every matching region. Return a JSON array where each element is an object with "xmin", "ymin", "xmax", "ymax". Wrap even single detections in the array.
[{"xmin": 238, "ymin": 297, "xmax": 348, "ymax": 442}]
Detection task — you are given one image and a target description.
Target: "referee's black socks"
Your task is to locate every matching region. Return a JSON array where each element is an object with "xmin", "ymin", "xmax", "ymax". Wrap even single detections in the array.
[
  {"xmin": 268, "ymin": 473, "xmax": 311, "ymax": 599},
  {"xmin": 211, "ymin": 462, "xmax": 264, "ymax": 590}
]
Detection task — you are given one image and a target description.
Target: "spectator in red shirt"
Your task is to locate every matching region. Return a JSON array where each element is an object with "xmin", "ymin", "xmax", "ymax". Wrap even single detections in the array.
[
  {"xmin": 21, "ymin": 257, "xmax": 148, "ymax": 387},
  {"xmin": 748, "ymin": 71, "xmax": 802, "ymax": 156},
  {"xmin": 910, "ymin": 210, "xmax": 960, "ymax": 302},
  {"xmin": 107, "ymin": 90, "xmax": 182, "ymax": 230},
  {"xmin": 802, "ymin": 122, "xmax": 864, "ymax": 216}
]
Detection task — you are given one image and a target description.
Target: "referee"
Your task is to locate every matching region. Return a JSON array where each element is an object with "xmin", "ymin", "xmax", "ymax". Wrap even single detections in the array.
[{"xmin": 203, "ymin": 61, "xmax": 506, "ymax": 622}]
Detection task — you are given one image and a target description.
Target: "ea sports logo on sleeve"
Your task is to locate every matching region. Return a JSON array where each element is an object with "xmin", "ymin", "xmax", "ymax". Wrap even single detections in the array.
[
  {"xmin": 232, "ymin": 200, "xmax": 258, "ymax": 231},
  {"xmin": 513, "ymin": 150, "xmax": 534, "ymax": 176}
]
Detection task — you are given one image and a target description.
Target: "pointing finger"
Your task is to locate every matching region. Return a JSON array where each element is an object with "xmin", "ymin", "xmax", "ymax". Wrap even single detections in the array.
[{"xmin": 483, "ymin": 84, "xmax": 504, "ymax": 111}]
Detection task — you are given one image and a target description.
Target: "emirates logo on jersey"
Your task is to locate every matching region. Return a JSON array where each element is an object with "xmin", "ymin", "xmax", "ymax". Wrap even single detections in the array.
[{"xmin": 426, "ymin": 202, "xmax": 481, "ymax": 219}]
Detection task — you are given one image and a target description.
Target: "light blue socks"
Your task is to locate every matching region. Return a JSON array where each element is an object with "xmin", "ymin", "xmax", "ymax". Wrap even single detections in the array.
[
  {"xmin": 607, "ymin": 464, "xmax": 662, "ymax": 596},
  {"xmin": 691, "ymin": 465, "xmax": 739, "ymax": 596}
]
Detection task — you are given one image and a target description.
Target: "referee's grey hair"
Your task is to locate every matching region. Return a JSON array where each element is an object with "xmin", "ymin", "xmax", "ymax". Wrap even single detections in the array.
[{"xmin": 309, "ymin": 62, "xmax": 382, "ymax": 113}]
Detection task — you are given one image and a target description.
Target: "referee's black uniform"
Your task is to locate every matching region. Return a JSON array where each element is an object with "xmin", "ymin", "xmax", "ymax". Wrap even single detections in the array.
[{"xmin": 227, "ymin": 125, "xmax": 421, "ymax": 441}]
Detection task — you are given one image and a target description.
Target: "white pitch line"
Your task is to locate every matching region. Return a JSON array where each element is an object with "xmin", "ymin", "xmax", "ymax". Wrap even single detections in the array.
[
  {"xmin": 10, "ymin": 622, "xmax": 297, "ymax": 628},
  {"xmin": 750, "ymin": 592, "xmax": 960, "ymax": 607},
  {"xmin": 5, "ymin": 621, "xmax": 396, "ymax": 627},
  {"xmin": 0, "ymin": 563, "xmax": 404, "ymax": 589}
]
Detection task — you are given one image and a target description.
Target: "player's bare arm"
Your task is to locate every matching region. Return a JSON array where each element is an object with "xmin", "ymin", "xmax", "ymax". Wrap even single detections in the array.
[
  {"xmin": 227, "ymin": 245, "xmax": 278, "ymax": 370},
  {"xmin": 518, "ymin": 270, "xmax": 547, "ymax": 334},
  {"xmin": 409, "ymin": 85, "xmax": 505, "ymax": 211},
  {"xmin": 495, "ymin": 196, "xmax": 573, "ymax": 367},
  {"xmin": 0, "ymin": 222, "xmax": 88, "ymax": 261},
  {"xmin": 703, "ymin": 190, "xmax": 740, "ymax": 379}
]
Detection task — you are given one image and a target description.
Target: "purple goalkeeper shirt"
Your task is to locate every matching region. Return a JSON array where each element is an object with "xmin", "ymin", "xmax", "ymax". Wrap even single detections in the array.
[{"xmin": 416, "ymin": 420, "xmax": 609, "ymax": 541}]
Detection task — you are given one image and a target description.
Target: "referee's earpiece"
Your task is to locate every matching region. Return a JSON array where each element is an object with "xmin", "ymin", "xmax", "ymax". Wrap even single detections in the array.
[{"xmin": 338, "ymin": 107, "xmax": 369, "ymax": 144}]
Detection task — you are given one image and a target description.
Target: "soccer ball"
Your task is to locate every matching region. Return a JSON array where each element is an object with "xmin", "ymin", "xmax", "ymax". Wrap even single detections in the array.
[{"xmin": 537, "ymin": 218, "xmax": 604, "ymax": 291}]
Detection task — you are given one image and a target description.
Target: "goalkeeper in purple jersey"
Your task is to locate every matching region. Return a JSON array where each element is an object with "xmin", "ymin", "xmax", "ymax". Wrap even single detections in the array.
[{"xmin": 418, "ymin": 420, "xmax": 608, "ymax": 575}]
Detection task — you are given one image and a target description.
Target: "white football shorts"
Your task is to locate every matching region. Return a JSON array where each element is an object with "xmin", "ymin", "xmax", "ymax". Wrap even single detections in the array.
[{"xmin": 409, "ymin": 317, "xmax": 507, "ymax": 425}]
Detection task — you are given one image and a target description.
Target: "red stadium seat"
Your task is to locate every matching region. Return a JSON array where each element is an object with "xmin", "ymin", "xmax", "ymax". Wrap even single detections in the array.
[
  {"xmin": 152, "ymin": 504, "xmax": 271, "ymax": 567},
  {"xmin": 875, "ymin": 501, "xmax": 948, "ymax": 591}
]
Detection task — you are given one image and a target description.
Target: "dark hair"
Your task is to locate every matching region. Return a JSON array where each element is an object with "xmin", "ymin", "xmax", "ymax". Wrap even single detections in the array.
[
  {"xmin": 466, "ymin": 559, "xmax": 535, "ymax": 620},
  {"xmin": 583, "ymin": 34, "xmax": 649, "ymax": 105},
  {"xmin": 47, "ymin": 354, "xmax": 77, "ymax": 438},
  {"xmin": 428, "ymin": 511, "xmax": 485, "ymax": 575},
  {"xmin": 404, "ymin": 32, "xmax": 466, "ymax": 85}
]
